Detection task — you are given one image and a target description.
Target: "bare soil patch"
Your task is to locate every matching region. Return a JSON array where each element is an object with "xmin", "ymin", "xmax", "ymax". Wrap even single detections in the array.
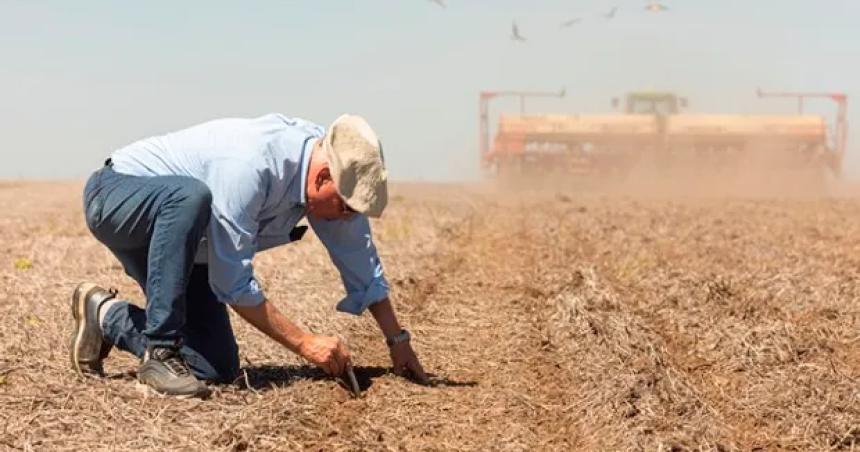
[{"xmin": 1, "ymin": 181, "xmax": 859, "ymax": 450}]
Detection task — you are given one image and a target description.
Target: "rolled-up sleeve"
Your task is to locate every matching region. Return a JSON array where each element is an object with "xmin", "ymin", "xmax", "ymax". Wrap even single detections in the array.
[
  {"xmin": 309, "ymin": 214, "xmax": 389, "ymax": 315},
  {"xmin": 205, "ymin": 163, "xmax": 266, "ymax": 306}
]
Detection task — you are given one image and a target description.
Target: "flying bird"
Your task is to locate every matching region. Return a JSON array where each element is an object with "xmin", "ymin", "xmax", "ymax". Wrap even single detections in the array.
[
  {"xmin": 644, "ymin": 2, "xmax": 668, "ymax": 12},
  {"xmin": 427, "ymin": 0, "xmax": 445, "ymax": 8},
  {"xmin": 604, "ymin": 6, "xmax": 618, "ymax": 19},
  {"xmin": 511, "ymin": 21, "xmax": 526, "ymax": 42},
  {"xmin": 559, "ymin": 18, "xmax": 582, "ymax": 28}
]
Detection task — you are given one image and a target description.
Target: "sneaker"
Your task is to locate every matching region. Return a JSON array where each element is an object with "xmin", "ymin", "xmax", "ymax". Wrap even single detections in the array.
[
  {"xmin": 138, "ymin": 346, "xmax": 210, "ymax": 398},
  {"xmin": 70, "ymin": 282, "xmax": 116, "ymax": 376}
]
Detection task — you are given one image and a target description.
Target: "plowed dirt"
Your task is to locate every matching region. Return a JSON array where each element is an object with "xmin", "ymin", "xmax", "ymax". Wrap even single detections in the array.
[{"xmin": 1, "ymin": 181, "xmax": 859, "ymax": 451}]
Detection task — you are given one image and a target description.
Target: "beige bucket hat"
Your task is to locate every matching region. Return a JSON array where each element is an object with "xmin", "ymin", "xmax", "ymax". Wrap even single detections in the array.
[{"xmin": 322, "ymin": 114, "xmax": 388, "ymax": 218}]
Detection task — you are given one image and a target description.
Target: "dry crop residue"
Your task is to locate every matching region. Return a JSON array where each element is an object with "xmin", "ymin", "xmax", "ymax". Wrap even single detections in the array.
[{"xmin": 0, "ymin": 181, "xmax": 858, "ymax": 450}]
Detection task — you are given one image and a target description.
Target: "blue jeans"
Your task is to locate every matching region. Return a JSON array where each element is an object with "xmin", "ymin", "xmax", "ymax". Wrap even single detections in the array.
[{"xmin": 83, "ymin": 165, "xmax": 240, "ymax": 382}]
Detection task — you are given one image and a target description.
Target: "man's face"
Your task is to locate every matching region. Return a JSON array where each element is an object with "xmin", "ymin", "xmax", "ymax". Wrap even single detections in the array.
[{"xmin": 308, "ymin": 175, "xmax": 356, "ymax": 221}]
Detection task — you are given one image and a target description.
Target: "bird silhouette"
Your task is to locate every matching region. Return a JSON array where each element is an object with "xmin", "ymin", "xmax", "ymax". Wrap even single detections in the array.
[
  {"xmin": 511, "ymin": 21, "xmax": 527, "ymax": 42},
  {"xmin": 559, "ymin": 18, "xmax": 582, "ymax": 28},
  {"xmin": 427, "ymin": 0, "xmax": 445, "ymax": 8},
  {"xmin": 603, "ymin": 6, "xmax": 618, "ymax": 19},
  {"xmin": 644, "ymin": 2, "xmax": 668, "ymax": 12}
]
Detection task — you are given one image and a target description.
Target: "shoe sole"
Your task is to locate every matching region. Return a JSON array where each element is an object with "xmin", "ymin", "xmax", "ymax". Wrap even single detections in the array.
[
  {"xmin": 70, "ymin": 282, "xmax": 101, "ymax": 377},
  {"xmin": 134, "ymin": 381, "xmax": 211, "ymax": 400}
]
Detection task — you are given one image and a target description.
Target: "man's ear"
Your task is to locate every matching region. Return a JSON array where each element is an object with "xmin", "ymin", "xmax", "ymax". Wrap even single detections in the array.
[{"xmin": 315, "ymin": 166, "xmax": 332, "ymax": 189}]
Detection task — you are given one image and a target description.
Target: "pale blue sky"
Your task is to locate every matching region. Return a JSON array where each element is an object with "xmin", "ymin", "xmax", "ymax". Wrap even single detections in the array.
[{"xmin": 2, "ymin": 0, "xmax": 858, "ymax": 180}]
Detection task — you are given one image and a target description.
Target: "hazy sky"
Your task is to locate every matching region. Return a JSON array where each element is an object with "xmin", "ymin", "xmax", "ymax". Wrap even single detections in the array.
[{"xmin": 2, "ymin": 0, "xmax": 858, "ymax": 180}]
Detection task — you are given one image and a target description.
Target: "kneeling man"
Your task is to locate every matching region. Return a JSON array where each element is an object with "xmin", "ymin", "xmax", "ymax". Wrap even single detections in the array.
[{"xmin": 71, "ymin": 113, "xmax": 425, "ymax": 397}]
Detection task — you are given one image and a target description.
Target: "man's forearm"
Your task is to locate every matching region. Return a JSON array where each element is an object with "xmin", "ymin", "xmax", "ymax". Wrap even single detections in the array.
[
  {"xmin": 369, "ymin": 297, "xmax": 428, "ymax": 382},
  {"xmin": 368, "ymin": 297, "xmax": 402, "ymax": 338},
  {"xmin": 231, "ymin": 299, "xmax": 309, "ymax": 355}
]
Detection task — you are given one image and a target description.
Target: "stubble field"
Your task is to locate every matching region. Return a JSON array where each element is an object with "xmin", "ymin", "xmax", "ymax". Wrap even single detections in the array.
[{"xmin": 1, "ymin": 179, "xmax": 859, "ymax": 451}]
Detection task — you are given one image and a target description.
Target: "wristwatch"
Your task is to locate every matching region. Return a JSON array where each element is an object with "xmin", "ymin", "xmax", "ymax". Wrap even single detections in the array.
[{"xmin": 385, "ymin": 329, "xmax": 411, "ymax": 348}]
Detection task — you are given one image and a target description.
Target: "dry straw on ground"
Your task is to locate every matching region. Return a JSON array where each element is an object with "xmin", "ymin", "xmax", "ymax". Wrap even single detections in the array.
[{"xmin": 0, "ymin": 179, "xmax": 858, "ymax": 451}]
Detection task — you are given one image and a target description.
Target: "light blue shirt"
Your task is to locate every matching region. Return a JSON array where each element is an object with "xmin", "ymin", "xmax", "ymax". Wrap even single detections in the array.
[{"xmin": 110, "ymin": 113, "xmax": 389, "ymax": 315}]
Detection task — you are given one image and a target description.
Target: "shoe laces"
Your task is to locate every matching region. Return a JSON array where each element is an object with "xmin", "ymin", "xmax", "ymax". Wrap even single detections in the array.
[{"xmin": 150, "ymin": 347, "xmax": 191, "ymax": 377}]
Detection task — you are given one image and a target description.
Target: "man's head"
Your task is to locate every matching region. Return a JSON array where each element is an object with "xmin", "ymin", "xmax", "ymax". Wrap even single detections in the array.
[{"xmin": 305, "ymin": 115, "xmax": 388, "ymax": 221}]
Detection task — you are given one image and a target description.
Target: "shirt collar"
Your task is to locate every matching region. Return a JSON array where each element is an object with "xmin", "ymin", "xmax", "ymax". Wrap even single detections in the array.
[{"xmin": 298, "ymin": 136, "xmax": 317, "ymax": 205}]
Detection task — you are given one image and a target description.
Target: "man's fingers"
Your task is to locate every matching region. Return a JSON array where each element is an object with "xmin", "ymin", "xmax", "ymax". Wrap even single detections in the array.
[
  {"xmin": 409, "ymin": 359, "xmax": 429, "ymax": 384},
  {"xmin": 334, "ymin": 341, "xmax": 350, "ymax": 376},
  {"xmin": 328, "ymin": 351, "xmax": 343, "ymax": 376},
  {"xmin": 337, "ymin": 354, "xmax": 348, "ymax": 376},
  {"xmin": 325, "ymin": 358, "xmax": 337, "ymax": 376},
  {"xmin": 306, "ymin": 336, "xmax": 353, "ymax": 376},
  {"xmin": 402, "ymin": 358, "xmax": 428, "ymax": 384},
  {"xmin": 325, "ymin": 353, "xmax": 340, "ymax": 376},
  {"xmin": 389, "ymin": 345, "xmax": 427, "ymax": 383},
  {"xmin": 337, "ymin": 341, "xmax": 351, "ymax": 361}
]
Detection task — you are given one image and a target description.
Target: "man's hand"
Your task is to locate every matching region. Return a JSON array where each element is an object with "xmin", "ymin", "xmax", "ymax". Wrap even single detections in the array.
[
  {"xmin": 299, "ymin": 335, "xmax": 352, "ymax": 377},
  {"xmin": 231, "ymin": 301, "xmax": 351, "ymax": 377},
  {"xmin": 369, "ymin": 298, "xmax": 430, "ymax": 384},
  {"xmin": 389, "ymin": 341, "xmax": 428, "ymax": 384}
]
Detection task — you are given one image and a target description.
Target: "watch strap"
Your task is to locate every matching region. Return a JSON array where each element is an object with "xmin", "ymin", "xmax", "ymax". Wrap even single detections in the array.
[{"xmin": 385, "ymin": 329, "xmax": 410, "ymax": 347}]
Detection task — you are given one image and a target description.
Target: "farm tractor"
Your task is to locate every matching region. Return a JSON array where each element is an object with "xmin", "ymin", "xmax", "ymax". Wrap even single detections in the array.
[{"xmin": 479, "ymin": 89, "xmax": 847, "ymax": 180}]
